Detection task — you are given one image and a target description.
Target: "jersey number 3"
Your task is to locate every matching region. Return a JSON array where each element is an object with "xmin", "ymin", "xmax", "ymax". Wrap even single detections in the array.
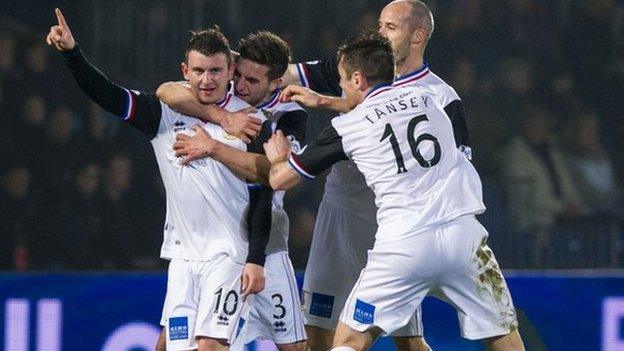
[{"xmin": 380, "ymin": 114, "xmax": 441, "ymax": 174}]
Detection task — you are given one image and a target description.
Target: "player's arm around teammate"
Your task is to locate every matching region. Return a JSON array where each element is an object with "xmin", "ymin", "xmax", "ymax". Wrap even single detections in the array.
[{"xmin": 157, "ymin": 81, "xmax": 262, "ymax": 144}]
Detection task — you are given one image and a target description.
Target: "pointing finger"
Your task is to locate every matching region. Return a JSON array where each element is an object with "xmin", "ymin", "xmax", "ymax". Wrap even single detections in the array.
[{"xmin": 55, "ymin": 8, "xmax": 68, "ymax": 30}]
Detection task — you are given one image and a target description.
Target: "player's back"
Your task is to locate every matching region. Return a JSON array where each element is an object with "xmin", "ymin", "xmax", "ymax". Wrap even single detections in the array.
[{"xmin": 332, "ymin": 84, "xmax": 484, "ymax": 242}]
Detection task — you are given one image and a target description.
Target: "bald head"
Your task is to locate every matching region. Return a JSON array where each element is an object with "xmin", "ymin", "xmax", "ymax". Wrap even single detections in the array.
[{"xmin": 387, "ymin": 0, "xmax": 434, "ymax": 41}]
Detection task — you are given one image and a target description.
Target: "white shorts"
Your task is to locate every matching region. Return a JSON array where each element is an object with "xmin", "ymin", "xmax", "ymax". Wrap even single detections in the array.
[
  {"xmin": 232, "ymin": 252, "xmax": 307, "ymax": 347},
  {"xmin": 160, "ymin": 255, "xmax": 247, "ymax": 351},
  {"xmin": 339, "ymin": 215, "xmax": 518, "ymax": 340},
  {"xmin": 303, "ymin": 199, "xmax": 422, "ymax": 337}
]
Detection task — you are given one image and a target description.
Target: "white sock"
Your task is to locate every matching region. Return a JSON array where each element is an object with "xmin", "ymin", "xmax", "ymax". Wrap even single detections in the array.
[{"xmin": 330, "ymin": 347, "xmax": 357, "ymax": 351}]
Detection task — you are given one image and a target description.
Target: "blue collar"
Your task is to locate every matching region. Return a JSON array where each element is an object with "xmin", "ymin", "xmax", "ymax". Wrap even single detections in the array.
[{"xmin": 364, "ymin": 82, "xmax": 393, "ymax": 100}]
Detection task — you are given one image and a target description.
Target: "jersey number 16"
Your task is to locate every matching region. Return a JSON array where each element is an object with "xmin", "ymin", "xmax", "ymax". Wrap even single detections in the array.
[{"xmin": 379, "ymin": 114, "xmax": 441, "ymax": 174}]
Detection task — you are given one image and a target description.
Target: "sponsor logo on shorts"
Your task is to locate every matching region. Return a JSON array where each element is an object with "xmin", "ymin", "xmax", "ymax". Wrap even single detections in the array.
[
  {"xmin": 353, "ymin": 299, "xmax": 375, "ymax": 324},
  {"xmin": 309, "ymin": 292, "xmax": 334, "ymax": 318},
  {"xmin": 273, "ymin": 320, "xmax": 287, "ymax": 333},
  {"xmin": 169, "ymin": 317, "xmax": 189, "ymax": 341},
  {"xmin": 217, "ymin": 314, "xmax": 230, "ymax": 326}
]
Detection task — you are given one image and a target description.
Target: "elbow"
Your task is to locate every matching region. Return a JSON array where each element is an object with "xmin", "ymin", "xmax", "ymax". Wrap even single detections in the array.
[
  {"xmin": 155, "ymin": 82, "xmax": 171, "ymax": 101},
  {"xmin": 269, "ymin": 176, "xmax": 288, "ymax": 191}
]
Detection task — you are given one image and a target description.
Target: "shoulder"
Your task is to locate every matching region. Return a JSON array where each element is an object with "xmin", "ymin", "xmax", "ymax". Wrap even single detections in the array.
[{"xmin": 422, "ymin": 70, "xmax": 461, "ymax": 103}]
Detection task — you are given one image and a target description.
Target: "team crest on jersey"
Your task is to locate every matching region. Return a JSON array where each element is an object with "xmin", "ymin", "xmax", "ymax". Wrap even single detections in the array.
[
  {"xmin": 353, "ymin": 299, "xmax": 375, "ymax": 324},
  {"xmin": 169, "ymin": 317, "xmax": 189, "ymax": 340},
  {"xmin": 221, "ymin": 131, "xmax": 239, "ymax": 140},
  {"xmin": 173, "ymin": 120, "xmax": 186, "ymax": 132},
  {"xmin": 287, "ymin": 135, "xmax": 301, "ymax": 153}
]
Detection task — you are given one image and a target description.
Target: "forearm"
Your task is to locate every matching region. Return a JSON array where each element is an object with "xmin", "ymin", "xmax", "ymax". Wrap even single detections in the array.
[
  {"xmin": 156, "ymin": 82, "xmax": 224, "ymax": 123},
  {"xmin": 62, "ymin": 46, "xmax": 133, "ymax": 118},
  {"xmin": 318, "ymin": 95, "xmax": 351, "ymax": 113},
  {"xmin": 246, "ymin": 186, "xmax": 273, "ymax": 266},
  {"xmin": 268, "ymin": 161, "xmax": 302, "ymax": 190},
  {"xmin": 212, "ymin": 142, "xmax": 271, "ymax": 185}
]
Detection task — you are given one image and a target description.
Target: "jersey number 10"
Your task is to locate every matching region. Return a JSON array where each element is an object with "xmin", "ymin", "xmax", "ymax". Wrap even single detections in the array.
[{"xmin": 380, "ymin": 114, "xmax": 441, "ymax": 174}]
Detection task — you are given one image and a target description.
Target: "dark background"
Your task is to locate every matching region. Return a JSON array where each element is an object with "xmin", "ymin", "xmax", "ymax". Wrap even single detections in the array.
[{"xmin": 1, "ymin": 0, "xmax": 623, "ymax": 271}]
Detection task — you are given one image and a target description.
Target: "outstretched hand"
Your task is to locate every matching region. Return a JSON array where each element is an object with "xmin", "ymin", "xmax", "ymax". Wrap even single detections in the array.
[
  {"xmin": 279, "ymin": 85, "xmax": 323, "ymax": 108},
  {"xmin": 45, "ymin": 8, "xmax": 75, "ymax": 51}
]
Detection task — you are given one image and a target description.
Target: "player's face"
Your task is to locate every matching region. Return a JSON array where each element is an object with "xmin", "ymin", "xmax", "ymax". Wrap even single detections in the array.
[
  {"xmin": 338, "ymin": 59, "xmax": 363, "ymax": 110},
  {"xmin": 182, "ymin": 51, "xmax": 233, "ymax": 104},
  {"xmin": 378, "ymin": 2, "xmax": 414, "ymax": 63},
  {"xmin": 234, "ymin": 58, "xmax": 279, "ymax": 107}
]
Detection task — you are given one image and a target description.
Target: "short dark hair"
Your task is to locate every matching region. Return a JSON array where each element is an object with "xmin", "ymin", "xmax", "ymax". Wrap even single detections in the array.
[
  {"xmin": 185, "ymin": 25, "xmax": 231, "ymax": 64},
  {"xmin": 337, "ymin": 31, "xmax": 394, "ymax": 86},
  {"xmin": 238, "ymin": 31, "xmax": 291, "ymax": 81}
]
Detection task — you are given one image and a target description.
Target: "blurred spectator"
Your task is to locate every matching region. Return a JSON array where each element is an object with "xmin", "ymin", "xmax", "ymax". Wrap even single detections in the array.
[
  {"xmin": 565, "ymin": 112, "xmax": 619, "ymax": 213},
  {"xmin": 0, "ymin": 165, "xmax": 40, "ymax": 270},
  {"xmin": 493, "ymin": 57, "xmax": 536, "ymax": 124},
  {"xmin": 78, "ymin": 102, "xmax": 124, "ymax": 160},
  {"xmin": 21, "ymin": 43, "xmax": 54, "ymax": 99},
  {"xmin": 100, "ymin": 154, "xmax": 138, "ymax": 269},
  {"xmin": 503, "ymin": 106, "xmax": 585, "ymax": 267},
  {"xmin": 51, "ymin": 163, "xmax": 106, "ymax": 269},
  {"xmin": 0, "ymin": 32, "xmax": 19, "ymax": 86},
  {"xmin": 501, "ymin": 0, "xmax": 561, "ymax": 63},
  {"xmin": 40, "ymin": 106, "xmax": 81, "ymax": 200}
]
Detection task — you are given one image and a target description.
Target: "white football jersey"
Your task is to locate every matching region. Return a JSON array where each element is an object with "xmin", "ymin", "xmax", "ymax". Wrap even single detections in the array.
[
  {"xmin": 300, "ymin": 62, "xmax": 469, "ymax": 221},
  {"xmin": 151, "ymin": 93, "xmax": 265, "ymax": 262},
  {"xmin": 289, "ymin": 84, "xmax": 484, "ymax": 241}
]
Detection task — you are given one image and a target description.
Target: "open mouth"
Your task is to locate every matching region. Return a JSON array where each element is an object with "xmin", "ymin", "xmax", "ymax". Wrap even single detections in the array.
[{"xmin": 199, "ymin": 87, "xmax": 216, "ymax": 95}]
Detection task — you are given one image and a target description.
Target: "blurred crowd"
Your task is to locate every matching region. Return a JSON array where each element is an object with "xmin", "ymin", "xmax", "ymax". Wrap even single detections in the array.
[{"xmin": 1, "ymin": 0, "xmax": 623, "ymax": 271}]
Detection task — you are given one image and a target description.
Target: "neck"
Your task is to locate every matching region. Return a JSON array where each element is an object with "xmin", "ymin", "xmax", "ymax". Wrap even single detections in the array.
[
  {"xmin": 395, "ymin": 52, "xmax": 424, "ymax": 76},
  {"xmin": 256, "ymin": 89, "xmax": 279, "ymax": 108}
]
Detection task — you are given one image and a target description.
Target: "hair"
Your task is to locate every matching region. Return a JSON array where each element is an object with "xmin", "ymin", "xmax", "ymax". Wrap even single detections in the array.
[
  {"xmin": 185, "ymin": 25, "xmax": 231, "ymax": 64},
  {"xmin": 395, "ymin": 0, "xmax": 435, "ymax": 41},
  {"xmin": 337, "ymin": 31, "xmax": 394, "ymax": 86},
  {"xmin": 238, "ymin": 31, "xmax": 291, "ymax": 81}
]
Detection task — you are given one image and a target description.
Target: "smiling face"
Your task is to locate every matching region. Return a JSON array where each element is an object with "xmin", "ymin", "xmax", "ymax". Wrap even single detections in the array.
[
  {"xmin": 378, "ymin": 1, "xmax": 416, "ymax": 64},
  {"xmin": 234, "ymin": 58, "xmax": 279, "ymax": 107},
  {"xmin": 181, "ymin": 50, "xmax": 233, "ymax": 104}
]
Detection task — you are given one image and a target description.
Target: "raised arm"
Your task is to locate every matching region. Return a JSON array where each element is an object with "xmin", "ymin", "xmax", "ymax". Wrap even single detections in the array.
[
  {"xmin": 157, "ymin": 81, "xmax": 261, "ymax": 143},
  {"xmin": 46, "ymin": 8, "xmax": 161, "ymax": 138}
]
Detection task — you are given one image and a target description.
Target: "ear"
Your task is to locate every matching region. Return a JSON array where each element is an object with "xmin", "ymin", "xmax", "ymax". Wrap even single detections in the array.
[
  {"xmin": 269, "ymin": 77, "xmax": 283, "ymax": 92},
  {"xmin": 412, "ymin": 28, "xmax": 427, "ymax": 45},
  {"xmin": 352, "ymin": 71, "xmax": 366, "ymax": 90},
  {"xmin": 181, "ymin": 62, "xmax": 189, "ymax": 81}
]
